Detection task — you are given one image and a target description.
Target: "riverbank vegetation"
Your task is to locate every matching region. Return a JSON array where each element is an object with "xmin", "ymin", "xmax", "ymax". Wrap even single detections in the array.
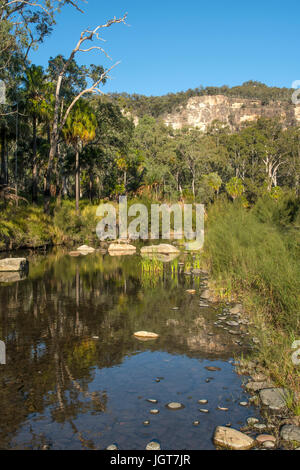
[
  {"xmin": 204, "ymin": 195, "xmax": 300, "ymax": 411},
  {"xmin": 0, "ymin": 1, "xmax": 299, "ymax": 414}
]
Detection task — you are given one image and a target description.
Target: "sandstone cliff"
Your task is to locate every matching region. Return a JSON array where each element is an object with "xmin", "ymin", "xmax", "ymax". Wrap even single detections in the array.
[{"xmin": 162, "ymin": 95, "xmax": 300, "ymax": 131}]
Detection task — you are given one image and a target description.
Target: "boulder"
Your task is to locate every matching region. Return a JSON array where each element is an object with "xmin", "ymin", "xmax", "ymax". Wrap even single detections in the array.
[
  {"xmin": 0, "ymin": 258, "xmax": 28, "ymax": 272},
  {"xmin": 108, "ymin": 243, "xmax": 136, "ymax": 253},
  {"xmin": 259, "ymin": 388, "xmax": 289, "ymax": 411},
  {"xmin": 213, "ymin": 426, "xmax": 254, "ymax": 450},
  {"xmin": 280, "ymin": 425, "xmax": 300, "ymax": 443},
  {"xmin": 256, "ymin": 434, "xmax": 276, "ymax": 444},
  {"xmin": 141, "ymin": 244, "xmax": 180, "ymax": 255},
  {"xmin": 77, "ymin": 245, "xmax": 95, "ymax": 253}
]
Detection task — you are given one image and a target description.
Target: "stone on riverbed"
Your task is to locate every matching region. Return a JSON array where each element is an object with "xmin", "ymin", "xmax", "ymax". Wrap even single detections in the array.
[
  {"xmin": 280, "ymin": 424, "xmax": 300, "ymax": 443},
  {"xmin": 0, "ymin": 258, "xmax": 28, "ymax": 272},
  {"xmin": 259, "ymin": 388, "xmax": 289, "ymax": 411},
  {"xmin": 213, "ymin": 426, "xmax": 255, "ymax": 450}
]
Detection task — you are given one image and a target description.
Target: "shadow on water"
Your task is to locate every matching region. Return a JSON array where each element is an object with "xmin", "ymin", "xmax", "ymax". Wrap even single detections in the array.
[{"xmin": 0, "ymin": 248, "xmax": 260, "ymax": 450}]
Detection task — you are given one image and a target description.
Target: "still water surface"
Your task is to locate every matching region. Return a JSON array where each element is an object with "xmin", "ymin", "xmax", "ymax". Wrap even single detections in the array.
[{"xmin": 0, "ymin": 248, "xmax": 260, "ymax": 450}]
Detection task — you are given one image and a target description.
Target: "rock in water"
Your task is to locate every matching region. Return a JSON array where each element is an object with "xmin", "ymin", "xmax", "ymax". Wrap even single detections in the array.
[
  {"xmin": 108, "ymin": 243, "xmax": 136, "ymax": 253},
  {"xmin": 134, "ymin": 331, "xmax": 159, "ymax": 339},
  {"xmin": 213, "ymin": 426, "xmax": 254, "ymax": 450},
  {"xmin": 0, "ymin": 258, "xmax": 28, "ymax": 272},
  {"xmin": 77, "ymin": 245, "xmax": 95, "ymax": 253},
  {"xmin": 146, "ymin": 441, "xmax": 161, "ymax": 450},
  {"xmin": 106, "ymin": 445, "xmax": 118, "ymax": 450},
  {"xmin": 259, "ymin": 388, "xmax": 289, "ymax": 411}
]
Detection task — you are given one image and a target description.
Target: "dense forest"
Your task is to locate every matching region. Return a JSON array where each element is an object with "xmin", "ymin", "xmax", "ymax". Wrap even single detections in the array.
[{"xmin": 0, "ymin": 2, "xmax": 299, "ymax": 215}]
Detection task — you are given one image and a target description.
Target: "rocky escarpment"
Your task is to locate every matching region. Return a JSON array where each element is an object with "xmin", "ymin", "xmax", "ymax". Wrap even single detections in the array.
[{"xmin": 161, "ymin": 95, "xmax": 300, "ymax": 131}]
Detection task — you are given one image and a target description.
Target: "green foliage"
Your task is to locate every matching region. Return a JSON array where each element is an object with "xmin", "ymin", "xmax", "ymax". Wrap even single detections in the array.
[
  {"xmin": 205, "ymin": 198, "xmax": 300, "ymax": 328},
  {"xmin": 226, "ymin": 177, "xmax": 245, "ymax": 200}
]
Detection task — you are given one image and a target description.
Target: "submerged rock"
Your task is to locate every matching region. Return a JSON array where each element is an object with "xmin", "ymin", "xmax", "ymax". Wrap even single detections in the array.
[{"xmin": 213, "ymin": 426, "xmax": 255, "ymax": 450}]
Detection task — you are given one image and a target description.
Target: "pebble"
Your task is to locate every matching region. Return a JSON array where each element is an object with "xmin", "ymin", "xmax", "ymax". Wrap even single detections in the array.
[
  {"xmin": 205, "ymin": 366, "xmax": 221, "ymax": 372},
  {"xmin": 106, "ymin": 445, "xmax": 118, "ymax": 450},
  {"xmin": 199, "ymin": 409, "xmax": 209, "ymax": 413},
  {"xmin": 147, "ymin": 399, "xmax": 158, "ymax": 404},
  {"xmin": 263, "ymin": 441, "xmax": 276, "ymax": 449},
  {"xmin": 253, "ymin": 423, "xmax": 267, "ymax": 431},
  {"xmin": 239, "ymin": 401, "xmax": 248, "ymax": 407},
  {"xmin": 143, "ymin": 421, "xmax": 150, "ymax": 426},
  {"xmin": 217, "ymin": 406, "xmax": 229, "ymax": 411},
  {"xmin": 256, "ymin": 434, "xmax": 276, "ymax": 444},
  {"xmin": 198, "ymin": 399, "xmax": 208, "ymax": 405},
  {"xmin": 166, "ymin": 402, "xmax": 184, "ymax": 410},
  {"xmin": 146, "ymin": 441, "xmax": 161, "ymax": 451},
  {"xmin": 247, "ymin": 417, "xmax": 259, "ymax": 426},
  {"xmin": 150, "ymin": 409, "xmax": 160, "ymax": 415},
  {"xmin": 193, "ymin": 421, "xmax": 200, "ymax": 426}
]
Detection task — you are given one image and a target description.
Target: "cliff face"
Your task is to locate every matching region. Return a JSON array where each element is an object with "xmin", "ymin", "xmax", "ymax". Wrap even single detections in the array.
[{"xmin": 162, "ymin": 95, "xmax": 300, "ymax": 131}]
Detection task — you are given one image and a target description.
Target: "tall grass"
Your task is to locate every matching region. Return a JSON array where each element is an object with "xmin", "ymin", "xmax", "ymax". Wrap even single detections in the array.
[{"xmin": 204, "ymin": 195, "xmax": 300, "ymax": 407}]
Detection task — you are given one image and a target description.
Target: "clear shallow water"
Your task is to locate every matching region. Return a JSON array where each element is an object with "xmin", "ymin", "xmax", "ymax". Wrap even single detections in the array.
[{"xmin": 0, "ymin": 248, "xmax": 260, "ymax": 450}]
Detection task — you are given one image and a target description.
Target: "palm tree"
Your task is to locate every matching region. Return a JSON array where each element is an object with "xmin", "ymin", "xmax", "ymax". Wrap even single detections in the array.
[
  {"xmin": 22, "ymin": 65, "xmax": 50, "ymax": 202},
  {"xmin": 63, "ymin": 100, "xmax": 97, "ymax": 214}
]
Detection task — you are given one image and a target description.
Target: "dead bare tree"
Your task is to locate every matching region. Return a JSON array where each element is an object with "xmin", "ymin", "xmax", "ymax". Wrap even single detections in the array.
[{"xmin": 43, "ymin": 14, "xmax": 127, "ymax": 211}]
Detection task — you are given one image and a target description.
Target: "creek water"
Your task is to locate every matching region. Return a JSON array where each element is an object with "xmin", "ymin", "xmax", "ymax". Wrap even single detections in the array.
[{"xmin": 0, "ymin": 248, "xmax": 261, "ymax": 450}]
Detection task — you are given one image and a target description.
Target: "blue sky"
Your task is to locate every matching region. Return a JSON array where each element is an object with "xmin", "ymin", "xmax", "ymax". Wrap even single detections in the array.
[{"xmin": 30, "ymin": 0, "xmax": 300, "ymax": 96}]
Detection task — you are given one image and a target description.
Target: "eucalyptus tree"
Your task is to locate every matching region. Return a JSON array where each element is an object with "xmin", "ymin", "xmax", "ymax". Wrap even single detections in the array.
[{"xmin": 43, "ymin": 14, "xmax": 127, "ymax": 212}]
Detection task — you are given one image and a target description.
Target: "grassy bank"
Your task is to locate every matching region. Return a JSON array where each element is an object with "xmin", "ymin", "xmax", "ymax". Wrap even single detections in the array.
[
  {"xmin": 203, "ymin": 195, "xmax": 300, "ymax": 413},
  {"xmin": 0, "ymin": 200, "xmax": 101, "ymax": 251}
]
